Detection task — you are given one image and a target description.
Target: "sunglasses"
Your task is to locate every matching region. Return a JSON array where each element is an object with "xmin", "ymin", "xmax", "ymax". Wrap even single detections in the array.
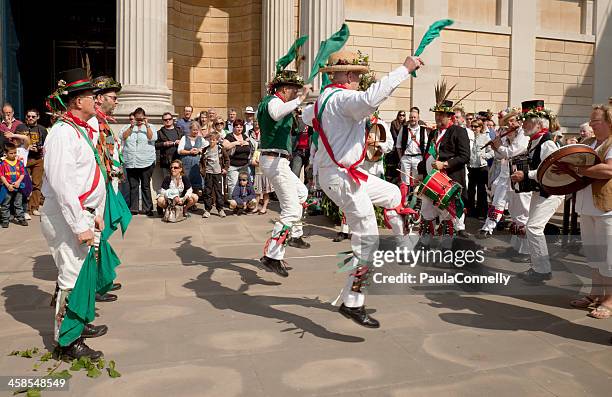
[
  {"xmin": 163, "ymin": 118, "xmax": 173, "ymax": 121},
  {"xmin": 471, "ymin": 125, "xmax": 481, "ymax": 128},
  {"xmin": 215, "ymin": 122, "xmax": 224, "ymax": 126},
  {"xmin": 170, "ymin": 166, "xmax": 181, "ymax": 170},
  {"xmin": 26, "ymin": 115, "xmax": 37, "ymax": 119},
  {"xmin": 399, "ymin": 114, "xmax": 406, "ymax": 116}
]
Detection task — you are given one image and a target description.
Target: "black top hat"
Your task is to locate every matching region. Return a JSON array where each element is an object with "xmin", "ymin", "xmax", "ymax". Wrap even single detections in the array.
[
  {"xmin": 431, "ymin": 100, "xmax": 454, "ymax": 114},
  {"xmin": 92, "ymin": 75, "xmax": 122, "ymax": 95},
  {"xmin": 520, "ymin": 99, "xmax": 553, "ymax": 120},
  {"xmin": 56, "ymin": 68, "xmax": 95, "ymax": 95},
  {"xmin": 521, "ymin": 100, "xmax": 545, "ymax": 113}
]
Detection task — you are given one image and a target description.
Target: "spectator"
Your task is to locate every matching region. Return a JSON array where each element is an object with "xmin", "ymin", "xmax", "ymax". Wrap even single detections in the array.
[
  {"xmin": 244, "ymin": 106, "xmax": 256, "ymax": 132},
  {"xmin": 201, "ymin": 120, "xmax": 210, "ymax": 140},
  {"xmin": 579, "ymin": 122, "xmax": 594, "ymax": 142},
  {"xmin": 410, "ymin": 106, "xmax": 428, "ymax": 126},
  {"xmin": 0, "ymin": 143, "xmax": 27, "ymax": 227},
  {"xmin": 466, "ymin": 113, "xmax": 475, "ymax": 126},
  {"xmin": 485, "ymin": 119, "xmax": 497, "ymax": 139},
  {"xmin": 251, "ymin": 146, "xmax": 273, "ymax": 214},
  {"xmin": 178, "ymin": 120, "xmax": 208, "ymax": 199},
  {"xmin": 122, "ymin": 107, "xmax": 156, "ymax": 216},
  {"xmin": 207, "ymin": 108, "xmax": 218, "ymax": 123},
  {"xmin": 16, "ymin": 109, "xmax": 47, "ymax": 216},
  {"xmin": 200, "ymin": 131, "xmax": 228, "ymax": 218},
  {"xmin": 157, "ymin": 159, "xmax": 198, "ymax": 215},
  {"xmin": 155, "ymin": 112, "xmax": 183, "ymax": 178},
  {"xmin": 195, "ymin": 111, "xmax": 208, "ymax": 130},
  {"xmin": 387, "ymin": 110, "xmax": 406, "ymax": 183},
  {"xmin": 1, "ymin": 103, "xmax": 30, "ymax": 159},
  {"xmin": 223, "ymin": 119, "xmax": 251, "ymax": 197},
  {"xmin": 229, "ymin": 171, "xmax": 257, "ymax": 215},
  {"xmin": 176, "ymin": 105, "xmax": 193, "ymax": 136},
  {"xmin": 117, "ymin": 113, "xmax": 135, "ymax": 203},
  {"xmin": 226, "ymin": 108, "xmax": 237, "ymax": 133},
  {"xmin": 565, "ymin": 136, "xmax": 578, "ymax": 145},
  {"xmin": 467, "ymin": 119, "xmax": 494, "ymax": 218},
  {"xmin": 212, "ymin": 116, "xmax": 229, "ymax": 139},
  {"xmin": 291, "ymin": 110, "xmax": 311, "ymax": 183}
]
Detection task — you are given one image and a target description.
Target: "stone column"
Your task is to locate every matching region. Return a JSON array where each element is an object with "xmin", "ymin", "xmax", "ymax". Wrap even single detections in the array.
[
  {"xmin": 115, "ymin": 0, "xmax": 173, "ymax": 120},
  {"xmin": 261, "ymin": 0, "xmax": 295, "ymax": 96},
  {"xmin": 411, "ymin": 0, "xmax": 448, "ymax": 122},
  {"xmin": 508, "ymin": 0, "xmax": 536, "ymax": 105},
  {"xmin": 593, "ymin": 0, "xmax": 612, "ymax": 103},
  {"xmin": 299, "ymin": 0, "xmax": 345, "ymax": 91}
]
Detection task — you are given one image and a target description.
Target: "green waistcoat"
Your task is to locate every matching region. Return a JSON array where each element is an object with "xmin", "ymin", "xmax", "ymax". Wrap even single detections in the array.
[{"xmin": 257, "ymin": 94, "xmax": 295, "ymax": 153}]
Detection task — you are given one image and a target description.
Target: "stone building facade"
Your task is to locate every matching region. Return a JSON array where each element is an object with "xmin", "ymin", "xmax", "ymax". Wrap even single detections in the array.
[{"xmin": 113, "ymin": 0, "xmax": 611, "ymax": 131}]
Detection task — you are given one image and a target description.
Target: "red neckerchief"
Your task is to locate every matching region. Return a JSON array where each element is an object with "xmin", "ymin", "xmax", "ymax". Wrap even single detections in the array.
[
  {"xmin": 324, "ymin": 83, "xmax": 350, "ymax": 90},
  {"xmin": 274, "ymin": 92, "xmax": 287, "ymax": 102},
  {"xmin": 434, "ymin": 121, "xmax": 454, "ymax": 153},
  {"xmin": 529, "ymin": 128, "xmax": 549, "ymax": 141},
  {"xmin": 312, "ymin": 86, "xmax": 369, "ymax": 185},
  {"xmin": 95, "ymin": 107, "xmax": 116, "ymax": 124},
  {"xmin": 65, "ymin": 111, "xmax": 96, "ymax": 140}
]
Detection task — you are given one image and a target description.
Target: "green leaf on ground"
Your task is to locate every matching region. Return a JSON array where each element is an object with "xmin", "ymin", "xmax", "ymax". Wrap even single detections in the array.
[
  {"xmin": 26, "ymin": 389, "xmax": 41, "ymax": 397},
  {"xmin": 87, "ymin": 366, "xmax": 102, "ymax": 378},
  {"xmin": 97, "ymin": 358, "xmax": 106, "ymax": 370},
  {"xmin": 49, "ymin": 369, "xmax": 72, "ymax": 379},
  {"xmin": 107, "ymin": 360, "xmax": 121, "ymax": 378},
  {"xmin": 39, "ymin": 352, "xmax": 53, "ymax": 362}
]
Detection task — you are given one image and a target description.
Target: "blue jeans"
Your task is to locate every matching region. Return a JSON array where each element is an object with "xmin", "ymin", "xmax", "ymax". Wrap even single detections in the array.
[{"xmin": 1, "ymin": 190, "xmax": 24, "ymax": 223}]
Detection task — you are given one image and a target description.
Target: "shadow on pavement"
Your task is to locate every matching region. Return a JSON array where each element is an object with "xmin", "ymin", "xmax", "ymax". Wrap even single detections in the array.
[
  {"xmin": 31, "ymin": 254, "xmax": 57, "ymax": 281},
  {"xmin": 175, "ymin": 236, "xmax": 365, "ymax": 343}
]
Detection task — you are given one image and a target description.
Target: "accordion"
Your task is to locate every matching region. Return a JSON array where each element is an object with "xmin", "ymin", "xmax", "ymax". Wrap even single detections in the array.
[{"xmin": 509, "ymin": 155, "xmax": 537, "ymax": 193}]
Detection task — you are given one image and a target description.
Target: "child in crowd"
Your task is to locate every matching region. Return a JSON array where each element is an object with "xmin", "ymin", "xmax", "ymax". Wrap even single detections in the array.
[
  {"xmin": 250, "ymin": 148, "xmax": 273, "ymax": 214},
  {"xmin": 229, "ymin": 171, "xmax": 257, "ymax": 215},
  {"xmin": 0, "ymin": 143, "xmax": 27, "ymax": 227},
  {"xmin": 200, "ymin": 131, "xmax": 229, "ymax": 218}
]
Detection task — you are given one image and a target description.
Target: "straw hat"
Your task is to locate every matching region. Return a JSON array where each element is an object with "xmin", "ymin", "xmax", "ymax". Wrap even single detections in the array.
[{"xmin": 319, "ymin": 50, "xmax": 370, "ymax": 74}]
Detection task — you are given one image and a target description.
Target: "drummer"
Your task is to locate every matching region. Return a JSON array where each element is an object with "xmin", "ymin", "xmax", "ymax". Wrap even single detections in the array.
[
  {"xmin": 509, "ymin": 100, "xmax": 564, "ymax": 283},
  {"xmin": 418, "ymin": 90, "xmax": 470, "ymax": 247}
]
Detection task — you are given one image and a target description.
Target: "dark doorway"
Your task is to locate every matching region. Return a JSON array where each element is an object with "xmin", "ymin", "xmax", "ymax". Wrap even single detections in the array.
[{"xmin": 4, "ymin": 0, "xmax": 115, "ymax": 125}]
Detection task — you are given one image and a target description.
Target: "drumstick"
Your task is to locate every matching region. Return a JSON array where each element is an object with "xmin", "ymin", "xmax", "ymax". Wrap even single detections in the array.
[
  {"xmin": 480, "ymin": 126, "xmax": 519, "ymax": 150},
  {"xmin": 396, "ymin": 168, "xmax": 422, "ymax": 182}
]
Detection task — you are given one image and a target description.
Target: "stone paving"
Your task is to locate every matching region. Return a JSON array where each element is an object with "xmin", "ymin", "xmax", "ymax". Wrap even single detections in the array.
[{"xmin": 0, "ymin": 205, "xmax": 610, "ymax": 396}]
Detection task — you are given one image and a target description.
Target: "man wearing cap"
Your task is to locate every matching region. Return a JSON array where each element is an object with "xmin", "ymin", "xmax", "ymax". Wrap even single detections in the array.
[
  {"xmin": 417, "ymin": 97, "xmax": 471, "ymax": 247},
  {"xmin": 257, "ymin": 68, "xmax": 312, "ymax": 277},
  {"xmin": 509, "ymin": 100, "xmax": 563, "ymax": 283},
  {"xmin": 302, "ymin": 50, "xmax": 423, "ymax": 328},
  {"xmin": 244, "ymin": 106, "xmax": 256, "ymax": 132},
  {"xmin": 41, "ymin": 68, "xmax": 108, "ymax": 360}
]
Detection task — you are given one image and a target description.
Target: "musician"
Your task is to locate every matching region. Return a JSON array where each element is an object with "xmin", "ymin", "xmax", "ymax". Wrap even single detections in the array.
[
  {"xmin": 418, "ymin": 97, "xmax": 470, "ymax": 245},
  {"xmin": 565, "ymin": 104, "xmax": 612, "ymax": 319},
  {"xmin": 302, "ymin": 50, "xmax": 423, "ymax": 328},
  {"xmin": 483, "ymin": 109, "xmax": 532, "ymax": 260},
  {"xmin": 509, "ymin": 100, "xmax": 564, "ymax": 283},
  {"xmin": 397, "ymin": 109, "xmax": 426, "ymax": 189}
]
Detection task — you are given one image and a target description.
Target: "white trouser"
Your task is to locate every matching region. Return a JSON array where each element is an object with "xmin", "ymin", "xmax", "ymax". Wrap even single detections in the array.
[
  {"xmin": 41, "ymin": 198, "xmax": 95, "ymax": 290},
  {"xmin": 400, "ymin": 155, "xmax": 421, "ymax": 185},
  {"xmin": 361, "ymin": 160, "xmax": 384, "ymax": 179},
  {"xmin": 526, "ymin": 193, "xmax": 564, "ymax": 273},
  {"xmin": 261, "ymin": 155, "xmax": 308, "ymax": 260},
  {"xmin": 580, "ymin": 214, "xmax": 612, "ymax": 277},
  {"xmin": 508, "ymin": 190, "xmax": 531, "ymax": 254},
  {"xmin": 482, "ymin": 175, "xmax": 509, "ymax": 232},
  {"xmin": 320, "ymin": 167, "xmax": 407, "ymax": 308}
]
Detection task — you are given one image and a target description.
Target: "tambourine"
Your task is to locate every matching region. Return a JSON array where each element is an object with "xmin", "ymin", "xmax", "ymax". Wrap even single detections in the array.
[{"xmin": 537, "ymin": 144, "xmax": 600, "ymax": 195}]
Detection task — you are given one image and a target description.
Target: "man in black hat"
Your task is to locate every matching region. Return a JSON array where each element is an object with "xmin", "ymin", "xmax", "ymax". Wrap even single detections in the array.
[
  {"xmin": 418, "ymin": 99, "xmax": 471, "ymax": 245},
  {"xmin": 41, "ymin": 68, "xmax": 107, "ymax": 360},
  {"xmin": 509, "ymin": 100, "xmax": 563, "ymax": 283}
]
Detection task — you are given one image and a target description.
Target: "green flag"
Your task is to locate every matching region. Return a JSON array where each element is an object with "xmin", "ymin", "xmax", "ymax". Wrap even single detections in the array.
[
  {"xmin": 276, "ymin": 35, "xmax": 308, "ymax": 74},
  {"xmin": 308, "ymin": 23, "xmax": 350, "ymax": 83},
  {"xmin": 411, "ymin": 19, "xmax": 454, "ymax": 77}
]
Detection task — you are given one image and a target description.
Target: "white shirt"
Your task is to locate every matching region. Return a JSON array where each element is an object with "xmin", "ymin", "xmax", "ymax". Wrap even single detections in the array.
[
  {"xmin": 496, "ymin": 127, "xmax": 529, "ymax": 159},
  {"xmin": 576, "ymin": 141, "xmax": 612, "ymax": 216},
  {"xmin": 177, "ymin": 135, "xmax": 209, "ymax": 153},
  {"xmin": 268, "ymin": 96, "xmax": 302, "ymax": 122},
  {"xmin": 396, "ymin": 124, "xmax": 422, "ymax": 156},
  {"xmin": 42, "ymin": 116, "xmax": 106, "ymax": 234},
  {"xmin": 303, "ymin": 65, "xmax": 410, "ymax": 171},
  {"xmin": 469, "ymin": 133, "xmax": 494, "ymax": 168},
  {"xmin": 527, "ymin": 135, "xmax": 559, "ymax": 180}
]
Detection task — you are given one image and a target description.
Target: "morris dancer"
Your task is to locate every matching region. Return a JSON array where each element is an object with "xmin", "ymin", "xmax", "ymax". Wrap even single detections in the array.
[
  {"xmin": 258, "ymin": 38, "xmax": 312, "ymax": 277},
  {"xmin": 41, "ymin": 69, "xmax": 106, "ymax": 360},
  {"xmin": 302, "ymin": 50, "xmax": 423, "ymax": 328},
  {"xmin": 418, "ymin": 86, "xmax": 470, "ymax": 248},
  {"xmin": 509, "ymin": 100, "xmax": 563, "ymax": 283}
]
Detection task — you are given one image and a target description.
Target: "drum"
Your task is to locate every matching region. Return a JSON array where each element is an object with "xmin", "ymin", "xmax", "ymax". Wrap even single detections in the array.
[
  {"xmin": 366, "ymin": 123, "xmax": 386, "ymax": 162},
  {"xmin": 537, "ymin": 144, "xmax": 600, "ymax": 195},
  {"xmin": 416, "ymin": 170, "xmax": 462, "ymax": 210},
  {"xmin": 509, "ymin": 155, "xmax": 532, "ymax": 193}
]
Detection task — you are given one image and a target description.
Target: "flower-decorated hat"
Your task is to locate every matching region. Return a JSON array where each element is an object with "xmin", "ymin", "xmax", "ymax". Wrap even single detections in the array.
[
  {"xmin": 319, "ymin": 50, "xmax": 370, "ymax": 74},
  {"xmin": 92, "ymin": 75, "xmax": 122, "ymax": 95},
  {"xmin": 267, "ymin": 35, "xmax": 308, "ymax": 94},
  {"xmin": 520, "ymin": 99, "xmax": 556, "ymax": 120},
  {"xmin": 46, "ymin": 68, "xmax": 95, "ymax": 112}
]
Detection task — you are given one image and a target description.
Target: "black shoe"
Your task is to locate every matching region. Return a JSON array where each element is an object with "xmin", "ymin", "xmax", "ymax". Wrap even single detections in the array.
[
  {"xmin": 339, "ymin": 304, "xmax": 380, "ymax": 328},
  {"xmin": 95, "ymin": 293, "xmax": 118, "ymax": 303},
  {"xmin": 510, "ymin": 253, "xmax": 531, "ymax": 264},
  {"xmin": 287, "ymin": 237, "xmax": 311, "ymax": 249},
  {"xmin": 110, "ymin": 282, "xmax": 122, "ymax": 291},
  {"xmin": 1, "ymin": 222, "xmax": 8, "ymax": 228},
  {"xmin": 260, "ymin": 256, "xmax": 289, "ymax": 277},
  {"xmin": 145, "ymin": 210, "xmax": 155, "ymax": 217},
  {"xmin": 16, "ymin": 219, "xmax": 28, "ymax": 226},
  {"xmin": 59, "ymin": 338, "xmax": 103, "ymax": 361},
  {"xmin": 81, "ymin": 323, "xmax": 108, "ymax": 338},
  {"xmin": 456, "ymin": 230, "xmax": 472, "ymax": 238},
  {"xmin": 333, "ymin": 232, "xmax": 350, "ymax": 242},
  {"xmin": 477, "ymin": 230, "xmax": 491, "ymax": 240},
  {"xmin": 517, "ymin": 268, "xmax": 552, "ymax": 283}
]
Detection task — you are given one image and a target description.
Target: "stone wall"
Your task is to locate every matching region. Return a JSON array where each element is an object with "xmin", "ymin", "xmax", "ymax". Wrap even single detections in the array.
[
  {"xmin": 167, "ymin": 0, "xmax": 262, "ymax": 117},
  {"xmin": 535, "ymin": 38, "xmax": 594, "ymax": 130},
  {"xmin": 440, "ymin": 30, "xmax": 510, "ymax": 115},
  {"xmin": 345, "ymin": 21, "xmax": 412, "ymax": 120}
]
